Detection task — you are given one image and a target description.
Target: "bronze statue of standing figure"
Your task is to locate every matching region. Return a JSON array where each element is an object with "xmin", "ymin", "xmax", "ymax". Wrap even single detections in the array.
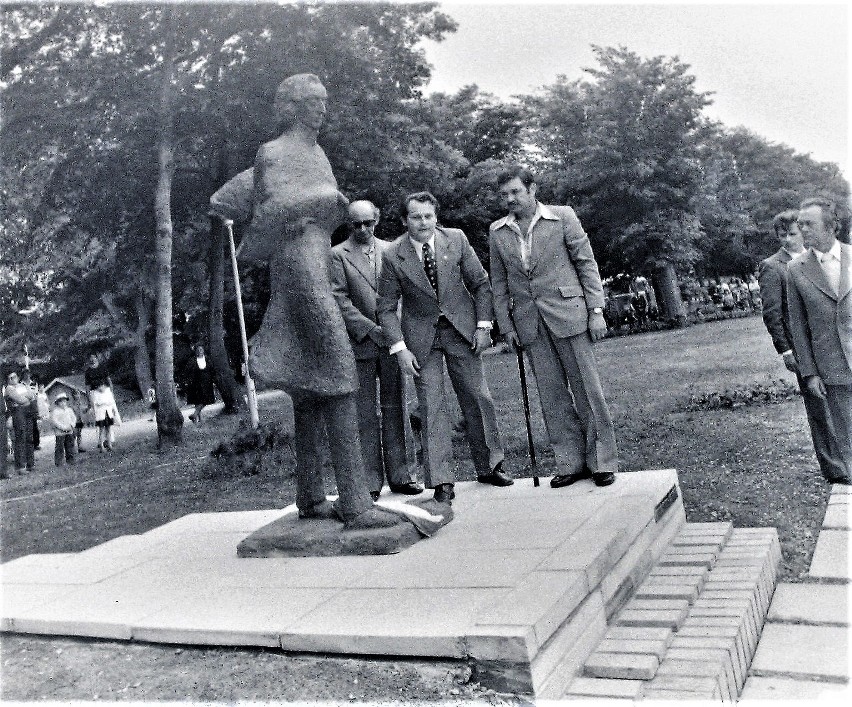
[{"xmin": 222, "ymin": 74, "xmax": 401, "ymax": 530}]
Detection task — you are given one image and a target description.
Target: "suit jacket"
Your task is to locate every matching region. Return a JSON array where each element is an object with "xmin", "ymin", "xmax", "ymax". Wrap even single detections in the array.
[
  {"xmin": 786, "ymin": 245, "xmax": 852, "ymax": 385},
  {"xmin": 377, "ymin": 227, "xmax": 493, "ymax": 365},
  {"xmin": 489, "ymin": 203, "xmax": 605, "ymax": 346},
  {"xmin": 757, "ymin": 248, "xmax": 795, "ymax": 354},
  {"xmin": 330, "ymin": 236, "xmax": 393, "ymax": 360}
]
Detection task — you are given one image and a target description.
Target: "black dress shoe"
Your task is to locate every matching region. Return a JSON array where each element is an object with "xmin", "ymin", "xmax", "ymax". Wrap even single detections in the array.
[
  {"xmin": 433, "ymin": 483, "xmax": 455, "ymax": 503},
  {"xmin": 550, "ymin": 469, "xmax": 591, "ymax": 488},
  {"xmin": 593, "ymin": 471, "xmax": 616, "ymax": 487},
  {"xmin": 370, "ymin": 491, "xmax": 381, "ymax": 501},
  {"xmin": 826, "ymin": 476, "xmax": 852, "ymax": 485},
  {"xmin": 389, "ymin": 481, "xmax": 424, "ymax": 495},
  {"xmin": 477, "ymin": 462, "xmax": 514, "ymax": 487}
]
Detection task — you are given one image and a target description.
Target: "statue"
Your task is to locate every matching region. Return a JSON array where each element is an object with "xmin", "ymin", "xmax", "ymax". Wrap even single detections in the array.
[{"xmin": 223, "ymin": 74, "xmax": 400, "ymax": 531}]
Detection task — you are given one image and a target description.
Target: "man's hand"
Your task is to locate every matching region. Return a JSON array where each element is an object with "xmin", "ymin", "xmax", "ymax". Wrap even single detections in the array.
[
  {"xmin": 472, "ymin": 328, "xmax": 492, "ymax": 356},
  {"xmin": 805, "ymin": 375, "xmax": 827, "ymax": 400},
  {"xmin": 782, "ymin": 351, "xmax": 799, "ymax": 373},
  {"xmin": 588, "ymin": 312, "xmax": 608, "ymax": 342},
  {"xmin": 503, "ymin": 331, "xmax": 522, "ymax": 352},
  {"xmin": 396, "ymin": 349, "xmax": 421, "ymax": 378}
]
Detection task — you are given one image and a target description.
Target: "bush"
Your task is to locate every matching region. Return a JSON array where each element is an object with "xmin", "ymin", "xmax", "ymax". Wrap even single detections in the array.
[
  {"xmin": 684, "ymin": 378, "xmax": 801, "ymax": 412},
  {"xmin": 203, "ymin": 420, "xmax": 294, "ymax": 478}
]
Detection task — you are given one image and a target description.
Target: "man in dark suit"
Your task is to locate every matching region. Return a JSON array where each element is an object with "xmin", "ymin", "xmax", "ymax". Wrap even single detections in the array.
[
  {"xmin": 787, "ymin": 197, "xmax": 852, "ymax": 483},
  {"xmin": 330, "ymin": 200, "xmax": 423, "ymax": 501},
  {"xmin": 489, "ymin": 166, "xmax": 617, "ymax": 488},
  {"xmin": 758, "ymin": 209, "xmax": 845, "ymax": 482},
  {"xmin": 377, "ymin": 191, "xmax": 511, "ymax": 504}
]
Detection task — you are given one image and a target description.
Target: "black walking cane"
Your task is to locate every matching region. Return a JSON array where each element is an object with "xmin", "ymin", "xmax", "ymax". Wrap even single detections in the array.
[{"xmin": 515, "ymin": 347, "xmax": 540, "ymax": 486}]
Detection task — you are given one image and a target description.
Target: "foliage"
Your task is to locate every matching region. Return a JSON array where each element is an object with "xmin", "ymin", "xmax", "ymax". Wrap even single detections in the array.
[
  {"xmin": 684, "ymin": 378, "xmax": 801, "ymax": 412},
  {"xmin": 524, "ymin": 46, "xmax": 712, "ymax": 277},
  {"xmin": 2, "ymin": 8, "xmax": 849, "ymax": 377},
  {"xmin": 206, "ymin": 420, "xmax": 293, "ymax": 478}
]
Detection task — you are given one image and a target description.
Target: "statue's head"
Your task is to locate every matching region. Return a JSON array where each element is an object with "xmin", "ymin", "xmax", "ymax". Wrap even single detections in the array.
[{"xmin": 274, "ymin": 73, "xmax": 328, "ymax": 133}]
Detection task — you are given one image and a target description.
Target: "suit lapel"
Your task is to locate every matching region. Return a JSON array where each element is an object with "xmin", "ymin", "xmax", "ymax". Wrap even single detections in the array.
[
  {"xmin": 801, "ymin": 250, "xmax": 838, "ymax": 301},
  {"xmin": 839, "ymin": 244, "xmax": 852, "ymax": 301},
  {"xmin": 397, "ymin": 236, "xmax": 437, "ymax": 300},
  {"xmin": 435, "ymin": 228, "xmax": 453, "ymax": 294},
  {"xmin": 342, "ymin": 238, "xmax": 377, "ymax": 292},
  {"xmin": 498, "ymin": 226, "xmax": 525, "ymax": 272}
]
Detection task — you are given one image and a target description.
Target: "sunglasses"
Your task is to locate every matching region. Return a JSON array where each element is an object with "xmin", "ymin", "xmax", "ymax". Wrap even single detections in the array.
[{"xmin": 351, "ymin": 219, "xmax": 376, "ymax": 229}]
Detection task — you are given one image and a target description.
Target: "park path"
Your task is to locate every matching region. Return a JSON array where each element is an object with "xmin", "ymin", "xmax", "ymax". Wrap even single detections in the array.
[{"xmin": 740, "ymin": 483, "xmax": 850, "ymax": 699}]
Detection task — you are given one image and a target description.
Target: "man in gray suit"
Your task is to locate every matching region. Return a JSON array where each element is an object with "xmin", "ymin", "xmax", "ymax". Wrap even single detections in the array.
[
  {"xmin": 490, "ymin": 166, "xmax": 617, "ymax": 488},
  {"xmin": 377, "ymin": 192, "xmax": 511, "ymax": 504},
  {"xmin": 758, "ymin": 209, "xmax": 845, "ymax": 482},
  {"xmin": 787, "ymin": 197, "xmax": 852, "ymax": 483},
  {"xmin": 330, "ymin": 200, "xmax": 423, "ymax": 500}
]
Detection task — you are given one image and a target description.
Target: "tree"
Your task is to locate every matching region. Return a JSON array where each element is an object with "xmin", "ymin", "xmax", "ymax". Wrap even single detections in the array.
[{"xmin": 525, "ymin": 46, "xmax": 713, "ymax": 323}]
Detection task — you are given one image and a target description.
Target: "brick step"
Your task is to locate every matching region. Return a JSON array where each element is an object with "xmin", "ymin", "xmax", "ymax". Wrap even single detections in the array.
[{"xmin": 564, "ymin": 524, "xmax": 780, "ymax": 701}]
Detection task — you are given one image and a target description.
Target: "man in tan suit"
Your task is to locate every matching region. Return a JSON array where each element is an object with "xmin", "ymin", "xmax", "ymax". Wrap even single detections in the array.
[
  {"xmin": 490, "ymin": 166, "xmax": 617, "ymax": 488},
  {"xmin": 758, "ymin": 210, "xmax": 845, "ymax": 482},
  {"xmin": 377, "ymin": 192, "xmax": 511, "ymax": 504},
  {"xmin": 787, "ymin": 197, "xmax": 852, "ymax": 483},
  {"xmin": 330, "ymin": 200, "xmax": 423, "ymax": 500}
]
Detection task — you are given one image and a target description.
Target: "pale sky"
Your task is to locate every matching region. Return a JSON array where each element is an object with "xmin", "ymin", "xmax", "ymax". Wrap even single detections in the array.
[{"xmin": 420, "ymin": 1, "xmax": 850, "ymax": 178}]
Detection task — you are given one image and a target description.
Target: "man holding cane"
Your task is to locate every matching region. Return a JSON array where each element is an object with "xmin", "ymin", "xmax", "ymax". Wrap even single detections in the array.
[{"xmin": 489, "ymin": 166, "xmax": 618, "ymax": 488}]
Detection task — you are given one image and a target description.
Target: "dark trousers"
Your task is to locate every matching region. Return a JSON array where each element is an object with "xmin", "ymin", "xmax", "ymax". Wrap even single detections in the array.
[
  {"xmin": 355, "ymin": 351, "xmax": 416, "ymax": 493},
  {"xmin": 10, "ymin": 408, "xmax": 35, "ymax": 470},
  {"xmin": 824, "ymin": 383, "xmax": 852, "ymax": 478},
  {"xmin": 54, "ymin": 433, "xmax": 76, "ymax": 466},
  {"xmin": 1, "ymin": 417, "xmax": 8, "ymax": 477},
  {"xmin": 798, "ymin": 372, "xmax": 848, "ymax": 480}
]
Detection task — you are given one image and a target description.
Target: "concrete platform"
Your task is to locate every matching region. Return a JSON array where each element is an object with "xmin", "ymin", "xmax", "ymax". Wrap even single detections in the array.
[
  {"xmin": 1, "ymin": 469, "xmax": 685, "ymax": 696},
  {"xmin": 808, "ymin": 529, "xmax": 850, "ymax": 581}
]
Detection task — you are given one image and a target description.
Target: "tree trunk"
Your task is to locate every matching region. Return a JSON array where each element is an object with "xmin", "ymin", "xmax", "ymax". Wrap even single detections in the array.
[
  {"xmin": 207, "ymin": 217, "xmax": 242, "ymax": 413},
  {"xmin": 153, "ymin": 49, "xmax": 183, "ymax": 444},
  {"xmin": 133, "ymin": 288, "xmax": 154, "ymax": 399},
  {"xmin": 653, "ymin": 263, "xmax": 687, "ymax": 327}
]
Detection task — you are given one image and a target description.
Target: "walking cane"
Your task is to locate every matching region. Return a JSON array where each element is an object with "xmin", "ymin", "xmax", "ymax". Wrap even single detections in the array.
[
  {"xmin": 515, "ymin": 347, "xmax": 540, "ymax": 486},
  {"xmin": 223, "ymin": 217, "xmax": 259, "ymax": 430}
]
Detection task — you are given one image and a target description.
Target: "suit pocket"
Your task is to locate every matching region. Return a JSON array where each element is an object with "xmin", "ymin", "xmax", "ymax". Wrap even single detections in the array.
[{"xmin": 558, "ymin": 285, "xmax": 584, "ymax": 298}]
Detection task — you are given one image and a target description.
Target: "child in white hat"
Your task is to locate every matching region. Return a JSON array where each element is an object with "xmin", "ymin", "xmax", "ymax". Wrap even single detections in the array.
[{"xmin": 50, "ymin": 393, "xmax": 77, "ymax": 466}]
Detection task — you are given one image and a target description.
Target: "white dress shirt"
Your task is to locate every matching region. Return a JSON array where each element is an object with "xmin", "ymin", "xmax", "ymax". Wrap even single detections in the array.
[{"xmin": 815, "ymin": 239, "xmax": 848, "ymax": 295}]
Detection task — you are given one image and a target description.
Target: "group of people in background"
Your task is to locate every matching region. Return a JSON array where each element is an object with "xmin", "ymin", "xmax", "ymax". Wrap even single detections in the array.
[{"xmin": 1, "ymin": 353, "xmax": 123, "ymax": 478}]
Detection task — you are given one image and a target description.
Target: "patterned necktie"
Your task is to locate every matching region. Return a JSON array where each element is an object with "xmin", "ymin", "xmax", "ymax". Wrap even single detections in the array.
[{"xmin": 422, "ymin": 241, "xmax": 438, "ymax": 293}]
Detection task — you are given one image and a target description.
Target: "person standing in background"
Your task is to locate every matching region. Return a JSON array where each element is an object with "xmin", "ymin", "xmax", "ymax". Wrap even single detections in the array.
[
  {"xmin": 185, "ymin": 344, "xmax": 216, "ymax": 425},
  {"xmin": 4, "ymin": 371, "xmax": 36, "ymax": 473},
  {"xmin": 787, "ymin": 197, "xmax": 852, "ymax": 483},
  {"xmin": 758, "ymin": 209, "xmax": 845, "ymax": 482}
]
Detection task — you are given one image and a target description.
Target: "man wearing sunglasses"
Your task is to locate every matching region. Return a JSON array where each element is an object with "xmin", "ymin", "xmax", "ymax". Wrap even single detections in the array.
[{"xmin": 331, "ymin": 200, "xmax": 424, "ymax": 501}]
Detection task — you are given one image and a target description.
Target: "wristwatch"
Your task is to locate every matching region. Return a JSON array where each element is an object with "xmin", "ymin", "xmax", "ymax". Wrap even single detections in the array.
[{"xmin": 591, "ymin": 307, "xmax": 604, "ymax": 314}]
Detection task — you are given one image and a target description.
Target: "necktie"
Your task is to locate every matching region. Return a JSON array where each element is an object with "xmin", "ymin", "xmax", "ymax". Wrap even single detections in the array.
[
  {"xmin": 366, "ymin": 246, "xmax": 376, "ymax": 284},
  {"xmin": 422, "ymin": 241, "xmax": 438, "ymax": 293}
]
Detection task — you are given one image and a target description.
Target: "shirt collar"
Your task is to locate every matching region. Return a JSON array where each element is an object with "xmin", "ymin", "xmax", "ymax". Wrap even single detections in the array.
[
  {"xmin": 815, "ymin": 239, "xmax": 842, "ymax": 262},
  {"xmin": 494, "ymin": 202, "xmax": 559, "ymax": 231},
  {"xmin": 782, "ymin": 246, "xmax": 805, "ymax": 259},
  {"xmin": 408, "ymin": 232, "xmax": 436, "ymax": 259}
]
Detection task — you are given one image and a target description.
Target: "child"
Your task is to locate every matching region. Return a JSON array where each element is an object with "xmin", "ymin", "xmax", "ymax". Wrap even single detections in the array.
[
  {"xmin": 90, "ymin": 382, "xmax": 121, "ymax": 451},
  {"xmin": 50, "ymin": 393, "xmax": 77, "ymax": 466}
]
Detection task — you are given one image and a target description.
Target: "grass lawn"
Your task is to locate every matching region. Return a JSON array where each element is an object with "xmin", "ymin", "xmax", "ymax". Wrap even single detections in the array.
[{"xmin": 0, "ymin": 314, "xmax": 831, "ymax": 702}]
